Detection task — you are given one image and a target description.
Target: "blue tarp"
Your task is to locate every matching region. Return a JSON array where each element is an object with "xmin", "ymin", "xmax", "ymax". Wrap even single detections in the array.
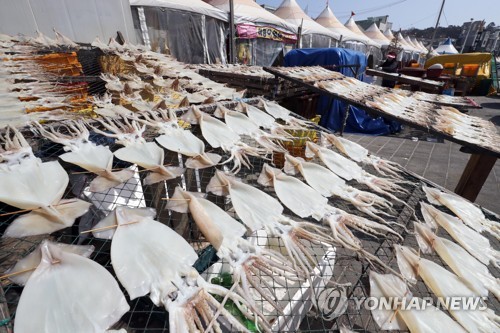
[{"xmin": 284, "ymin": 48, "xmax": 400, "ymax": 135}]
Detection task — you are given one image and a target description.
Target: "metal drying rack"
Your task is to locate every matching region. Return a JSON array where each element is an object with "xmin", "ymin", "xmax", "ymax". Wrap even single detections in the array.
[
  {"xmin": 1, "ymin": 100, "xmax": 498, "ymax": 332},
  {"xmin": 0, "ymin": 46, "xmax": 498, "ymax": 331}
]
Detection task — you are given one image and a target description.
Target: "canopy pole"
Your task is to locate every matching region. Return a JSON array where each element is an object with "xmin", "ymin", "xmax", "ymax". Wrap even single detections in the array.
[
  {"xmin": 229, "ymin": 0, "xmax": 236, "ymax": 63},
  {"xmin": 427, "ymin": 0, "xmax": 445, "ymax": 56}
]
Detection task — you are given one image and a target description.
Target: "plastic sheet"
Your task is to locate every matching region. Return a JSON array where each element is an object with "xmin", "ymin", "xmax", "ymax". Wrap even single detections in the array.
[
  {"xmin": 236, "ymin": 38, "xmax": 284, "ymax": 66},
  {"xmin": 133, "ymin": 6, "xmax": 227, "ymax": 64},
  {"xmin": 285, "ymin": 48, "xmax": 399, "ymax": 135}
]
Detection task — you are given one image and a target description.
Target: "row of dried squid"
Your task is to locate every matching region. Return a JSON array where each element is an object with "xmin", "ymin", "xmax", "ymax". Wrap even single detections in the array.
[{"xmin": 1, "ymin": 98, "xmax": 498, "ymax": 333}]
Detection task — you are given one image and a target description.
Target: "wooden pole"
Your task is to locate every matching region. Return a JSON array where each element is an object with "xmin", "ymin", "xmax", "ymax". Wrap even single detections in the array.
[
  {"xmin": 428, "ymin": 0, "xmax": 446, "ymax": 56},
  {"xmin": 229, "ymin": 0, "xmax": 236, "ymax": 63}
]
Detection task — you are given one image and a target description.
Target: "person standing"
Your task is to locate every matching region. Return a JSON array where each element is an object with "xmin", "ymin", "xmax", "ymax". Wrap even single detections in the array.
[{"xmin": 380, "ymin": 51, "xmax": 399, "ymax": 88}]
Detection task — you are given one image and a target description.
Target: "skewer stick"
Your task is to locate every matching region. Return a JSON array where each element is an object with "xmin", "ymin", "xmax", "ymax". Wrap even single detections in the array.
[
  {"xmin": 161, "ymin": 198, "xmax": 190, "ymax": 201},
  {"xmin": 0, "ymin": 260, "xmax": 61, "ymax": 280},
  {"xmin": 71, "ymin": 164, "xmax": 172, "ymax": 175},
  {"xmin": 0, "ymin": 200, "xmax": 78, "ymax": 217},
  {"xmin": 80, "ymin": 220, "xmax": 139, "ymax": 234}
]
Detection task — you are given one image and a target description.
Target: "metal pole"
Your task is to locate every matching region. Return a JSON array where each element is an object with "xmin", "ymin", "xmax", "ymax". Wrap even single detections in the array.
[
  {"xmin": 229, "ymin": 0, "xmax": 236, "ymax": 63},
  {"xmin": 460, "ymin": 18, "xmax": 474, "ymax": 53},
  {"xmin": 428, "ymin": 0, "xmax": 446, "ymax": 55}
]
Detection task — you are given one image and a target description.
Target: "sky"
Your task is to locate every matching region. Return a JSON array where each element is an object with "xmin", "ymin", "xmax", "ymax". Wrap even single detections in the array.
[{"xmin": 257, "ymin": 0, "xmax": 499, "ymax": 30}]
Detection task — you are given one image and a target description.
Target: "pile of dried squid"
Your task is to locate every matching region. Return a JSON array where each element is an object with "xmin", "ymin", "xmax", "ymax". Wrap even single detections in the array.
[{"xmin": 0, "ymin": 36, "xmax": 498, "ymax": 333}]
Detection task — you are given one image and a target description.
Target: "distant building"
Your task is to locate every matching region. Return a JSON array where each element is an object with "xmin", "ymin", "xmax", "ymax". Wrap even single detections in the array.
[
  {"xmin": 457, "ymin": 20, "xmax": 485, "ymax": 52},
  {"xmin": 356, "ymin": 16, "xmax": 393, "ymax": 32}
]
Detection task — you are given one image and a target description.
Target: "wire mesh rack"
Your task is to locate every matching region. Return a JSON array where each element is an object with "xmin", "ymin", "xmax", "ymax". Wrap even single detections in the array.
[{"xmin": 0, "ymin": 100, "xmax": 498, "ymax": 333}]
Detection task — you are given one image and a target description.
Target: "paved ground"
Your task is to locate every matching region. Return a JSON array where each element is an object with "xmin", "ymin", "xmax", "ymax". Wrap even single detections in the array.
[{"xmin": 345, "ymin": 95, "xmax": 500, "ymax": 213}]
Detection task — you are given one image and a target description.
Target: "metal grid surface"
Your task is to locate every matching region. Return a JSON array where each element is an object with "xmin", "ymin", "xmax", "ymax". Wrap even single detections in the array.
[{"xmin": 0, "ymin": 102, "xmax": 498, "ymax": 332}]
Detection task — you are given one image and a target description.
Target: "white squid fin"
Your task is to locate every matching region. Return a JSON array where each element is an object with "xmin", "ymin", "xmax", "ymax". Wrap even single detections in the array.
[
  {"xmin": 414, "ymin": 222, "xmax": 436, "ymax": 255},
  {"xmin": 6, "ymin": 241, "xmax": 94, "ymax": 286},
  {"xmin": 165, "ymin": 186, "xmax": 191, "ymax": 213},
  {"xmin": 283, "ymin": 154, "xmax": 301, "ymax": 175},
  {"xmin": 89, "ymin": 169, "xmax": 135, "ymax": 192},
  {"xmin": 395, "ymin": 245, "xmax": 420, "ymax": 284},
  {"xmin": 180, "ymin": 105, "xmax": 201, "ymax": 125},
  {"xmin": 185, "ymin": 152, "xmax": 221, "ymax": 169},
  {"xmin": 92, "ymin": 207, "xmax": 157, "ymax": 239},
  {"xmin": 257, "ymin": 163, "xmax": 275, "ymax": 187},
  {"xmin": 369, "ymin": 271, "xmax": 408, "ymax": 330},
  {"xmin": 143, "ymin": 166, "xmax": 185, "ymax": 185},
  {"xmin": 3, "ymin": 199, "xmax": 91, "ymax": 238}
]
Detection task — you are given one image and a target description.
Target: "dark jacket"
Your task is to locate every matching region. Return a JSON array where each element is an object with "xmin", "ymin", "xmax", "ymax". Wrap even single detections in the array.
[{"xmin": 381, "ymin": 58, "xmax": 399, "ymax": 88}]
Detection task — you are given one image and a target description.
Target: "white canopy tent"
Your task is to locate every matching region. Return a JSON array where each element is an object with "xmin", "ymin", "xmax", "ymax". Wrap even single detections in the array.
[
  {"xmin": 344, "ymin": 17, "xmax": 380, "ymax": 48},
  {"xmin": 274, "ymin": 0, "xmax": 339, "ymax": 48},
  {"xmin": 315, "ymin": 6, "xmax": 365, "ymax": 43},
  {"xmin": 417, "ymin": 40, "xmax": 429, "ymax": 52},
  {"xmin": 131, "ymin": 0, "xmax": 228, "ymax": 64},
  {"xmin": 404, "ymin": 35, "xmax": 422, "ymax": 53},
  {"xmin": 206, "ymin": 0, "xmax": 297, "ymax": 33},
  {"xmin": 383, "ymin": 29, "xmax": 395, "ymax": 42},
  {"xmin": 132, "ymin": 0, "xmax": 226, "ymax": 20},
  {"xmin": 395, "ymin": 32, "xmax": 415, "ymax": 52},
  {"xmin": 411, "ymin": 37, "xmax": 427, "ymax": 53},
  {"xmin": 434, "ymin": 38, "xmax": 459, "ymax": 54},
  {"xmin": 363, "ymin": 23, "xmax": 390, "ymax": 47},
  {"xmin": 0, "ymin": 0, "xmax": 136, "ymax": 43}
]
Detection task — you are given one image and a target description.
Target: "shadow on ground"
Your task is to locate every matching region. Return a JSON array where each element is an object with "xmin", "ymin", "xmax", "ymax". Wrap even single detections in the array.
[
  {"xmin": 490, "ymin": 115, "xmax": 500, "ymax": 125},
  {"xmin": 481, "ymin": 102, "xmax": 500, "ymax": 109}
]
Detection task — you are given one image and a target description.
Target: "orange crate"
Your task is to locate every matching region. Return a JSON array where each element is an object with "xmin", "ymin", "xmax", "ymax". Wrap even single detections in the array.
[{"xmin": 461, "ymin": 64, "xmax": 479, "ymax": 77}]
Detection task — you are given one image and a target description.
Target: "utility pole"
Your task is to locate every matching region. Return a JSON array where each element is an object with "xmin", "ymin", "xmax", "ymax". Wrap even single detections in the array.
[
  {"xmin": 229, "ymin": 0, "xmax": 236, "ymax": 63},
  {"xmin": 427, "ymin": 0, "xmax": 445, "ymax": 55},
  {"xmin": 460, "ymin": 18, "xmax": 474, "ymax": 53}
]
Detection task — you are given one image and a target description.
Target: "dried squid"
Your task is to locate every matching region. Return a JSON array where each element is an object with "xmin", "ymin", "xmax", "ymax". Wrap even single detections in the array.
[
  {"xmin": 257, "ymin": 98, "xmax": 312, "ymax": 127},
  {"xmin": 420, "ymin": 202, "xmax": 500, "ymax": 267},
  {"xmin": 139, "ymin": 108, "xmax": 222, "ymax": 169},
  {"xmin": 370, "ymin": 271, "xmax": 467, "ymax": 332},
  {"xmin": 214, "ymin": 103, "xmax": 288, "ymax": 153},
  {"xmin": 414, "ymin": 222, "xmax": 500, "ymax": 300},
  {"xmin": 92, "ymin": 206, "xmax": 258, "ymax": 333},
  {"xmin": 167, "ymin": 187, "xmax": 306, "ymax": 330},
  {"xmin": 182, "ymin": 106, "xmax": 266, "ymax": 173},
  {"xmin": 396, "ymin": 245, "xmax": 500, "ymax": 333},
  {"xmin": 207, "ymin": 169, "xmax": 332, "ymax": 275},
  {"xmin": 423, "ymin": 185, "xmax": 499, "ymax": 239},
  {"xmin": 5, "ymin": 241, "xmax": 94, "ymax": 286},
  {"xmin": 284, "ymin": 154, "xmax": 396, "ymax": 223},
  {"xmin": 257, "ymin": 164, "xmax": 402, "ymax": 273},
  {"xmin": 322, "ymin": 133, "xmax": 406, "ymax": 179},
  {"xmin": 14, "ymin": 240, "xmax": 129, "ymax": 333},
  {"xmin": 305, "ymin": 141, "xmax": 410, "ymax": 205},
  {"xmin": 33, "ymin": 121, "xmax": 134, "ymax": 192},
  {"xmin": 88, "ymin": 117, "xmax": 184, "ymax": 185},
  {"xmin": 0, "ymin": 155, "xmax": 90, "ymax": 237},
  {"xmin": 0, "ymin": 126, "xmax": 37, "ymax": 168}
]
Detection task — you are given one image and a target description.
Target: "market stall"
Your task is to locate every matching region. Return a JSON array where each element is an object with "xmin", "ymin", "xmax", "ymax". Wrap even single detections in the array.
[
  {"xmin": 274, "ymin": 0, "xmax": 339, "ymax": 49},
  {"xmin": 206, "ymin": 0, "xmax": 298, "ymax": 66}
]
